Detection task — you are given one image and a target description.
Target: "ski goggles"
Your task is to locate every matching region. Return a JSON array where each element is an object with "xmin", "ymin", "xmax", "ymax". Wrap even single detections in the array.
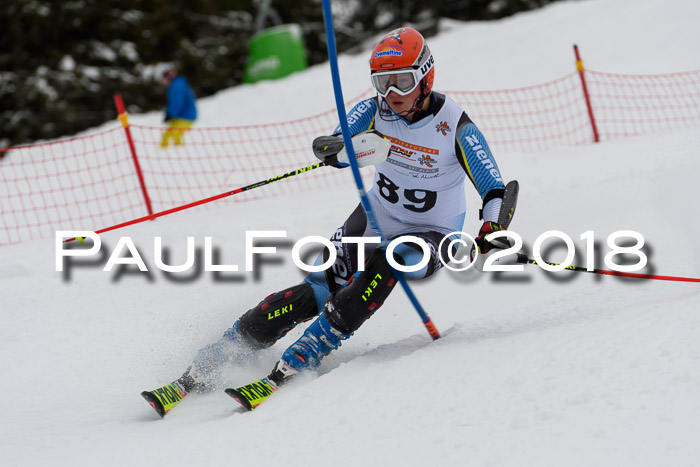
[{"xmin": 370, "ymin": 54, "xmax": 434, "ymax": 97}]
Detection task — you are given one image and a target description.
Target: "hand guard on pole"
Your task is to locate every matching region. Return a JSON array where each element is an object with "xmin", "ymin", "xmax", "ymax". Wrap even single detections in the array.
[{"xmin": 313, "ymin": 129, "xmax": 390, "ymax": 169}]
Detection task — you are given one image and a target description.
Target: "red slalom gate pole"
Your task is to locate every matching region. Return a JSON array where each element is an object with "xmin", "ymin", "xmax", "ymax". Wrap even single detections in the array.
[
  {"xmin": 114, "ymin": 93, "xmax": 154, "ymax": 216},
  {"xmin": 573, "ymin": 44, "xmax": 600, "ymax": 143},
  {"xmin": 64, "ymin": 162, "xmax": 326, "ymax": 243},
  {"xmin": 516, "ymin": 254, "xmax": 700, "ymax": 283}
]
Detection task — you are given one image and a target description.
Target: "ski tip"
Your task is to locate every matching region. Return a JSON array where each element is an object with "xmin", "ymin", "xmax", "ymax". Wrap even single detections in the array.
[
  {"xmin": 224, "ymin": 388, "xmax": 253, "ymax": 411},
  {"xmin": 141, "ymin": 391, "xmax": 166, "ymax": 418}
]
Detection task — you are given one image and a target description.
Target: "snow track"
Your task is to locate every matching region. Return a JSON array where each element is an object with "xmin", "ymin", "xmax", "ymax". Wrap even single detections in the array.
[{"xmin": 2, "ymin": 0, "xmax": 700, "ymax": 465}]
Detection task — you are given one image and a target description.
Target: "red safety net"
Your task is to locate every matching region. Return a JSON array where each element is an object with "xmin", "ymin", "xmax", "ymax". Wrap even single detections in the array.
[
  {"xmin": 126, "ymin": 108, "xmax": 363, "ymax": 213},
  {"xmin": 584, "ymin": 69, "xmax": 700, "ymax": 139},
  {"xmin": 0, "ymin": 127, "xmax": 146, "ymax": 246},
  {"xmin": 447, "ymin": 73, "xmax": 593, "ymax": 153},
  {"xmin": 2, "ymin": 69, "xmax": 700, "ymax": 247},
  {"xmin": 0, "ymin": 93, "xmax": 370, "ymax": 246}
]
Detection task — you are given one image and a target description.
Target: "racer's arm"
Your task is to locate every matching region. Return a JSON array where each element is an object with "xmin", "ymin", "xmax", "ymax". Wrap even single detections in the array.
[
  {"xmin": 333, "ymin": 97, "xmax": 378, "ymax": 136},
  {"xmin": 454, "ymin": 112, "xmax": 506, "ymax": 222},
  {"xmin": 314, "ymin": 98, "xmax": 382, "ymax": 168}
]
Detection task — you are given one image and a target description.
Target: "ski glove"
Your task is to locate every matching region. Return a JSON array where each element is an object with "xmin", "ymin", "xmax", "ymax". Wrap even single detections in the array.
[
  {"xmin": 312, "ymin": 129, "xmax": 390, "ymax": 169},
  {"xmin": 470, "ymin": 221, "xmax": 518, "ymax": 272},
  {"xmin": 474, "ymin": 221, "xmax": 511, "ymax": 255}
]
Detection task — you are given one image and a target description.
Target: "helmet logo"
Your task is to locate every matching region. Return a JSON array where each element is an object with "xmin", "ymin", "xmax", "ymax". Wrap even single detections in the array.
[
  {"xmin": 379, "ymin": 29, "xmax": 406, "ymax": 45},
  {"xmin": 420, "ymin": 54, "xmax": 434, "ymax": 75},
  {"xmin": 374, "ymin": 47, "xmax": 404, "ymax": 59},
  {"xmin": 388, "ymin": 32, "xmax": 403, "ymax": 44}
]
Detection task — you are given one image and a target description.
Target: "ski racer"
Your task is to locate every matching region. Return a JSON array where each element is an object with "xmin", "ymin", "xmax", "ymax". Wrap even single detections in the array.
[{"xmin": 143, "ymin": 27, "xmax": 513, "ymax": 415}]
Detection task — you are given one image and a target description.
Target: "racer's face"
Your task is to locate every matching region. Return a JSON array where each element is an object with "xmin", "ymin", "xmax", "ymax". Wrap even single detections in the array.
[{"xmin": 385, "ymin": 85, "xmax": 425, "ymax": 120}]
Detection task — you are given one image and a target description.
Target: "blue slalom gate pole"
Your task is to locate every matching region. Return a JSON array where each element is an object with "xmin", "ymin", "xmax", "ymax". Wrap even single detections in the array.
[{"xmin": 320, "ymin": 0, "xmax": 440, "ymax": 340}]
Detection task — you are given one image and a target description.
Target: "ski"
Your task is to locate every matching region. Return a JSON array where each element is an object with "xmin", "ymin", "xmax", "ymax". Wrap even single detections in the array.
[
  {"xmin": 224, "ymin": 377, "xmax": 278, "ymax": 411},
  {"xmin": 141, "ymin": 380, "xmax": 188, "ymax": 418}
]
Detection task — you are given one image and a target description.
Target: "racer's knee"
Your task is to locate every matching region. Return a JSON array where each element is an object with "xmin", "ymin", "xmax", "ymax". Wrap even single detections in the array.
[
  {"xmin": 323, "ymin": 247, "xmax": 397, "ymax": 334},
  {"xmin": 236, "ymin": 282, "xmax": 319, "ymax": 349},
  {"xmin": 304, "ymin": 254, "xmax": 333, "ymax": 312},
  {"xmin": 390, "ymin": 241, "xmax": 430, "ymax": 280},
  {"xmin": 388, "ymin": 231, "xmax": 451, "ymax": 281}
]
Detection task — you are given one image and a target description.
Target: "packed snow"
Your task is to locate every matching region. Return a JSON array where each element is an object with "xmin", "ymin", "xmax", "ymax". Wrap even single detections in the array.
[{"xmin": 2, "ymin": 0, "xmax": 699, "ymax": 466}]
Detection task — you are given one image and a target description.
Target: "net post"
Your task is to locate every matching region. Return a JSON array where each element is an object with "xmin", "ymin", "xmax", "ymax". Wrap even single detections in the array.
[
  {"xmin": 113, "ymin": 93, "xmax": 153, "ymax": 216},
  {"xmin": 573, "ymin": 44, "xmax": 600, "ymax": 143}
]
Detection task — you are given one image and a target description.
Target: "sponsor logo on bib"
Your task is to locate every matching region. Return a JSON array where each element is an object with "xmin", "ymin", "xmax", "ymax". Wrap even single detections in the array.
[{"xmin": 436, "ymin": 121, "xmax": 451, "ymax": 135}]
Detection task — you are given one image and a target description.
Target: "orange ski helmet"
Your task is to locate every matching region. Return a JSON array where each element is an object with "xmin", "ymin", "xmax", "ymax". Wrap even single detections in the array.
[{"xmin": 369, "ymin": 27, "xmax": 435, "ymax": 99}]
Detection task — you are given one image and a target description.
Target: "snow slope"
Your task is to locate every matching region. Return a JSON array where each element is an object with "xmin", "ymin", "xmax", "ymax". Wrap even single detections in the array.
[{"xmin": 2, "ymin": 0, "xmax": 700, "ymax": 466}]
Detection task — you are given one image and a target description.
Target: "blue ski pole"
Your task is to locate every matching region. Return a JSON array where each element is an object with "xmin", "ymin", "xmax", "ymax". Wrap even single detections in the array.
[{"xmin": 320, "ymin": 0, "xmax": 440, "ymax": 340}]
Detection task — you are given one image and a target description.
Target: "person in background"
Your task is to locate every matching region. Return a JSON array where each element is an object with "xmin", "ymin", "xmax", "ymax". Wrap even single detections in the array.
[{"xmin": 160, "ymin": 69, "xmax": 197, "ymax": 148}]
